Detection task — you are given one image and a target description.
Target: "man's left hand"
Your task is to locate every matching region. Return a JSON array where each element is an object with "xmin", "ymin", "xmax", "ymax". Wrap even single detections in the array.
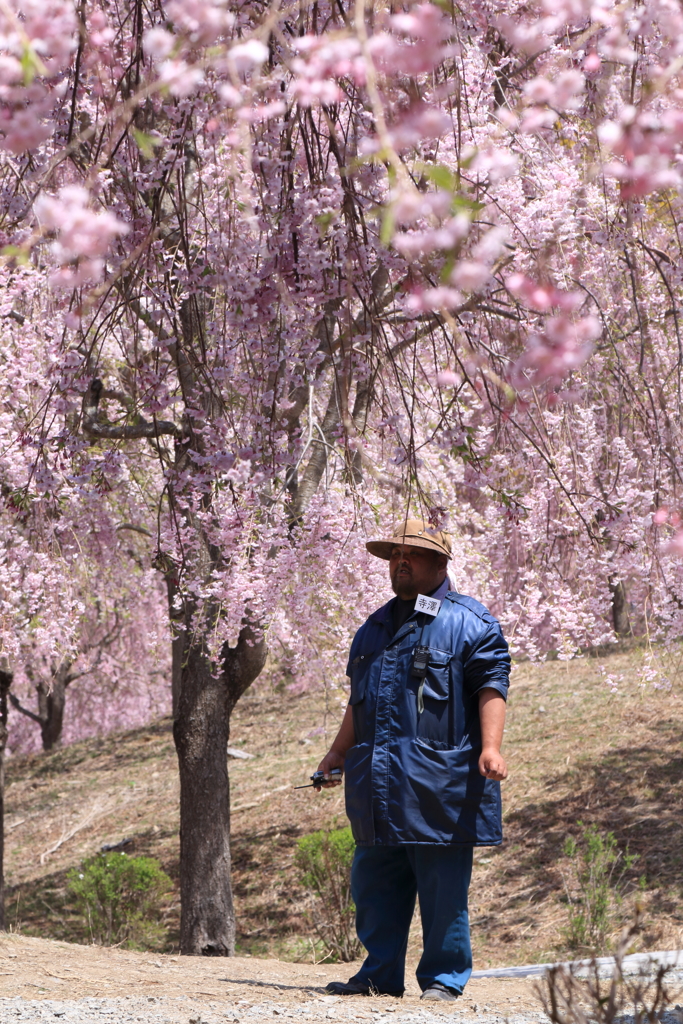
[{"xmin": 478, "ymin": 747, "xmax": 508, "ymax": 780}]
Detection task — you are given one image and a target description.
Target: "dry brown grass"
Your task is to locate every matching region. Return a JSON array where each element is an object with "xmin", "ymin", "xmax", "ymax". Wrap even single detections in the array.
[{"xmin": 4, "ymin": 643, "xmax": 683, "ymax": 967}]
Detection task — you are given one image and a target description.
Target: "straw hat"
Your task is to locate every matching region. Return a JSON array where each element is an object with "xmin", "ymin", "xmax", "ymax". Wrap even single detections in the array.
[{"xmin": 366, "ymin": 518, "xmax": 452, "ymax": 561}]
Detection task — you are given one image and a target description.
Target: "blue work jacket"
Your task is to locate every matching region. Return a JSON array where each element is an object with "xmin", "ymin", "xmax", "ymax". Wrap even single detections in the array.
[{"xmin": 344, "ymin": 586, "xmax": 510, "ymax": 847}]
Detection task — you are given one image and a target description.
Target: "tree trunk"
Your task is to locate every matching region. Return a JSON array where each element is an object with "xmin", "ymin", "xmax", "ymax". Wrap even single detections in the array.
[
  {"xmin": 37, "ymin": 671, "xmax": 67, "ymax": 751},
  {"xmin": 0, "ymin": 667, "xmax": 13, "ymax": 930},
  {"xmin": 173, "ymin": 620, "xmax": 266, "ymax": 955},
  {"xmin": 174, "ymin": 635, "xmax": 234, "ymax": 955},
  {"xmin": 610, "ymin": 579, "xmax": 631, "ymax": 638},
  {"xmin": 9, "ymin": 660, "xmax": 72, "ymax": 752}
]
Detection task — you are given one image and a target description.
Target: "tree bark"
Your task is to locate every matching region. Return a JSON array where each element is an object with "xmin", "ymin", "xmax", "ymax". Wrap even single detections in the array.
[
  {"xmin": 37, "ymin": 671, "xmax": 67, "ymax": 751},
  {"xmin": 174, "ymin": 617, "xmax": 266, "ymax": 955},
  {"xmin": 174, "ymin": 634, "xmax": 234, "ymax": 955},
  {"xmin": 0, "ymin": 667, "xmax": 13, "ymax": 931},
  {"xmin": 164, "ymin": 576, "xmax": 184, "ymax": 720},
  {"xmin": 610, "ymin": 579, "xmax": 631, "ymax": 638}
]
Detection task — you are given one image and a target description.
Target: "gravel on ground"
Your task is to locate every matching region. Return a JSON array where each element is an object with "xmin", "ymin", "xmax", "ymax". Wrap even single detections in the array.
[{"xmin": 2, "ymin": 934, "xmax": 681, "ymax": 1024}]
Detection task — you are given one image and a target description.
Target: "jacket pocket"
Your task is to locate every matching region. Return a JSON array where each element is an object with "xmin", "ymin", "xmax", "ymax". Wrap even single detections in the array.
[
  {"xmin": 417, "ymin": 649, "xmax": 452, "ymax": 746},
  {"xmin": 403, "ymin": 742, "xmax": 502, "ymax": 844},
  {"xmin": 349, "ymin": 654, "xmax": 368, "ymax": 704},
  {"xmin": 349, "ymin": 654, "xmax": 371, "ymax": 743},
  {"xmin": 421, "ymin": 649, "xmax": 451, "ymax": 700},
  {"xmin": 343, "ymin": 742, "xmax": 375, "ymax": 844}
]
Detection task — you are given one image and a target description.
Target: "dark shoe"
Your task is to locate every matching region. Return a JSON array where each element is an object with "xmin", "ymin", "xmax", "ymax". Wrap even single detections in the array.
[
  {"xmin": 325, "ymin": 980, "xmax": 371, "ymax": 996},
  {"xmin": 325, "ymin": 980, "xmax": 403, "ymax": 997},
  {"xmin": 420, "ymin": 983, "xmax": 461, "ymax": 1002}
]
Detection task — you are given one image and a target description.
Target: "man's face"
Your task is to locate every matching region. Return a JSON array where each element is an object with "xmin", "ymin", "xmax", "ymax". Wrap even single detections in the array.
[{"xmin": 389, "ymin": 544, "xmax": 447, "ymax": 600}]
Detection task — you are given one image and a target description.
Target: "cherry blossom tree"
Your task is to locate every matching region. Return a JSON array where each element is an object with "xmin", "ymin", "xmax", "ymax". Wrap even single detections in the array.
[
  {"xmin": 2, "ymin": 0, "xmax": 683, "ymax": 951},
  {"xmin": 7, "ymin": 561, "xmax": 170, "ymax": 753}
]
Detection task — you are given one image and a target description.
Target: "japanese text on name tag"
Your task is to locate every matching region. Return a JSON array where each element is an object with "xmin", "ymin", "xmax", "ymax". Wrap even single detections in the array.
[{"xmin": 415, "ymin": 594, "xmax": 441, "ymax": 616}]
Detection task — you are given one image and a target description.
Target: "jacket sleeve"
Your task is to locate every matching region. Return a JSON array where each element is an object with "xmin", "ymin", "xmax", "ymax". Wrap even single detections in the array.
[{"xmin": 463, "ymin": 618, "xmax": 511, "ymax": 700}]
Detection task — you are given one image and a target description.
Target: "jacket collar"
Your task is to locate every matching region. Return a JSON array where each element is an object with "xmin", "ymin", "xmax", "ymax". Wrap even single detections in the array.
[{"xmin": 368, "ymin": 576, "xmax": 452, "ymax": 632}]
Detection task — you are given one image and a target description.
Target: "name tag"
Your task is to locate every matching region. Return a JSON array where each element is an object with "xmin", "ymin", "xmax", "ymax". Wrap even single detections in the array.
[{"xmin": 415, "ymin": 594, "xmax": 441, "ymax": 616}]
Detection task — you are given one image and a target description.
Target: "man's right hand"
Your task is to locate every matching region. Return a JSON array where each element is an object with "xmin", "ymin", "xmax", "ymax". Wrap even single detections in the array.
[
  {"xmin": 314, "ymin": 703, "xmax": 355, "ymax": 789},
  {"xmin": 315, "ymin": 749, "xmax": 345, "ymax": 788}
]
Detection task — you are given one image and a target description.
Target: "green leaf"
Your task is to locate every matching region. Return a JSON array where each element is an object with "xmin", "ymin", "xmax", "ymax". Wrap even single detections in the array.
[
  {"xmin": 132, "ymin": 129, "xmax": 163, "ymax": 160},
  {"xmin": 315, "ymin": 212, "xmax": 336, "ymax": 236},
  {"xmin": 1, "ymin": 244, "xmax": 29, "ymax": 265},
  {"xmin": 380, "ymin": 206, "xmax": 395, "ymax": 246},
  {"xmin": 21, "ymin": 49, "xmax": 35, "ymax": 85},
  {"xmin": 459, "ymin": 147, "xmax": 478, "ymax": 170},
  {"xmin": 424, "ymin": 163, "xmax": 458, "ymax": 192},
  {"xmin": 451, "ymin": 193, "xmax": 484, "ymax": 213}
]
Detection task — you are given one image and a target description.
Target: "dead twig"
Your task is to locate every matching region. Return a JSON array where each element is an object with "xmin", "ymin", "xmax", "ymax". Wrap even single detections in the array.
[
  {"xmin": 537, "ymin": 913, "xmax": 675, "ymax": 1024},
  {"xmin": 39, "ymin": 799, "xmax": 114, "ymax": 864}
]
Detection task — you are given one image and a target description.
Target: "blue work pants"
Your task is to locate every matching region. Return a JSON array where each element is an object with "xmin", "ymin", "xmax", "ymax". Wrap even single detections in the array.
[{"xmin": 350, "ymin": 844, "xmax": 474, "ymax": 995}]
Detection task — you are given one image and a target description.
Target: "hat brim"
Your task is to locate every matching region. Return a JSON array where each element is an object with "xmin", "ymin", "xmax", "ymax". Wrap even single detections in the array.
[{"xmin": 366, "ymin": 537, "xmax": 451, "ymax": 561}]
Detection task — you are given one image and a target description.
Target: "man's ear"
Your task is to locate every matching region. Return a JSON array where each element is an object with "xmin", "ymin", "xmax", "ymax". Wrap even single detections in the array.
[{"xmin": 436, "ymin": 554, "xmax": 448, "ymax": 572}]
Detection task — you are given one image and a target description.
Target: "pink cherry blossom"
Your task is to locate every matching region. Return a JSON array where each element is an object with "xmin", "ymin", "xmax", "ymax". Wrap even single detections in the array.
[
  {"xmin": 158, "ymin": 59, "xmax": 205, "ymax": 96},
  {"xmin": 665, "ymin": 530, "xmax": 683, "ymax": 557},
  {"xmin": 451, "ymin": 260, "xmax": 489, "ymax": 292},
  {"xmin": 33, "ymin": 186, "xmax": 129, "ymax": 287},
  {"xmin": 167, "ymin": 0, "xmax": 235, "ymax": 45},
  {"xmin": 143, "ymin": 28, "xmax": 176, "ymax": 61},
  {"xmin": 406, "ymin": 286, "xmax": 462, "ymax": 311},
  {"xmin": 230, "ymin": 40, "xmax": 269, "ymax": 73}
]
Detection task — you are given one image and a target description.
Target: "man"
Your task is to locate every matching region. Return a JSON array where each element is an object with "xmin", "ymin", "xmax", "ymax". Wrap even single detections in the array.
[{"xmin": 316, "ymin": 519, "xmax": 510, "ymax": 1001}]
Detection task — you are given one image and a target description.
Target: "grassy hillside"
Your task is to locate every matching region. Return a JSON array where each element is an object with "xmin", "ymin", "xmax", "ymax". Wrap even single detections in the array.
[{"xmin": 4, "ymin": 644, "xmax": 683, "ymax": 967}]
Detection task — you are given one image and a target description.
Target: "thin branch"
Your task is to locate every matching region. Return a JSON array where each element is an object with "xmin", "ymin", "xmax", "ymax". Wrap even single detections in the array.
[
  {"xmin": 82, "ymin": 378, "xmax": 180, "ymax": 440},
  {"xmin": 8, "ymin": 692, "xmax": 44, "ymax": 726},
  {"xmin": 116, "ymin": 522, "xmax": 153, "ymax": 537}
]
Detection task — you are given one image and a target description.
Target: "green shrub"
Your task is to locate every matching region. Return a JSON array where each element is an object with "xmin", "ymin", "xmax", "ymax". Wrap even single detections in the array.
[
  {"xmin": 295, "ymin": 826, "xmax": 361, "ymax": 962},
  {"xmin": 67, "ymin": 852, "xmax": 172, "ymax": 948},
  {"xmin": 562, "ymin": 823, "xmax": 638, "ymax": 954}
]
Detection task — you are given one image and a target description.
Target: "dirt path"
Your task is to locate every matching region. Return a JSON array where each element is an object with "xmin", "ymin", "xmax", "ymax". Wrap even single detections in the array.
[
  {"xmin": 2, "ymin": 934, "xmax": 682, "ymax": 1024},
  {"xmin": 0, "ymin": 933, "xmax": 547, "ymax": 1019}
]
